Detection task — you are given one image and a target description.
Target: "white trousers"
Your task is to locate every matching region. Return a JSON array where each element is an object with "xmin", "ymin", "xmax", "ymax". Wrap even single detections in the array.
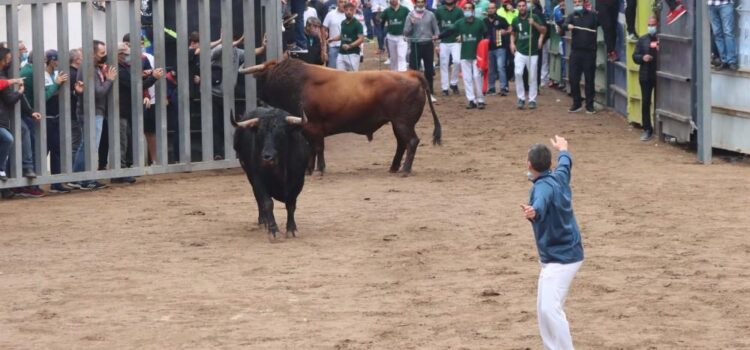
[
  {"xmin": 386, "ymin": 34, "xmax": 408, "ymax": 72},
  {"xmin": 336, "ymin": 53, "xmax": 361, "ymax": 71},
  {"xmin": 514, "ymin": 53, "xmax": 539, "ymax": 102},
  {"xmin": 537, "ymin": 261, "xmax": 583, "ymax": 350},
  {"xmin": 541, "ymin": 41, "xmax": 550, "ymax": 85},
  {"xmin": 439, "ymin": 42, "xmax": 461, "ymax": 90},
  {"xmin": 460, "ymin": 59, "xmax": 484, "ymax": 103}
]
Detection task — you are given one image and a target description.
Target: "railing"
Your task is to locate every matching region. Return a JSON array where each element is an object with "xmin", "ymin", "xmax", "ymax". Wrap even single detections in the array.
[{"xmin": 0, "ymin": 0, "xmax": 281, "ymax": 189}]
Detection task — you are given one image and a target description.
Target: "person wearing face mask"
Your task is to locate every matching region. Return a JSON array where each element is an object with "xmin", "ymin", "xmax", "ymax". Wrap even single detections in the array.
[
  {"xmin": 563, "ymin": 0, "xmax": 599, "ymax": 114},
  {"xmin": 404, "ymin": 0, "xmax": 439, "ymax": 100},
  {"xmin": 18, "ymin": 41, "xmax": 29, "ymax": 68},
  {"xmin": 632, "ymin": 16, "xmax": 659, "ymax": 141},
  {"xmin": 379, "ymin": 0, "xmax": 410, "ymax": 71},
  {"xmin": 520, "ymin": 135, "xmax": 583, "ymax": 350},
  {"xmin": 484, "ymin": 1, "xmax": 511, "ymax": 96},
  {"xmin": 438, "ymin": 2, "xmax": 488, "ymax": 109},
  {"xmin": 435, "ymin": 0, "xmax": 464, "ymax": 96},
  {"xmin": 68, "ymin": 40, "xmax": 118, "ymax": 191},
  {"xmin": 510, "ymin": 0, "xmax": 546, "ymax": 110},
  {"xmin": 329, "ymin": 2, "xmax": 365, "ymax": 71}
]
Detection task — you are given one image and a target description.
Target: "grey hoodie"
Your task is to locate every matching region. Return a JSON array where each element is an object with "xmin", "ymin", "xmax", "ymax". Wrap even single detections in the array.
[{"xmin": 403, "ymin": 9, "xmax": 440, "ymax": 43}]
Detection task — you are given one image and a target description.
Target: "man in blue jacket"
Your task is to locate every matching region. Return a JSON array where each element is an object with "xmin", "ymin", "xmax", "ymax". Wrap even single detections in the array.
[{"xmin": 521, "ymin": 135, "xmax": 583, "ymax": 350}]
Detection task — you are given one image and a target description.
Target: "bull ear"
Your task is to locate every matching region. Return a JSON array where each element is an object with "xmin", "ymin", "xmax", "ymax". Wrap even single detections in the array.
[
  {"xmin": 235, "ymin": 118, "xmax": 260, "ymax": 129},
  {"xmin": 285, "ymin": 116, "xmax": 303, "ymax": 125}
]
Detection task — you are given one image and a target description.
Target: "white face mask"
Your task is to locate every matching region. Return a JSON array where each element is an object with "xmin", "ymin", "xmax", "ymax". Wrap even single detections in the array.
[
  {"xmin": 526, "ymin": 170, "xmax": 534, "ymax": 181},
  {"xmin": 415, "ymin": 6, "xmax": 425, "ymax": 12}
]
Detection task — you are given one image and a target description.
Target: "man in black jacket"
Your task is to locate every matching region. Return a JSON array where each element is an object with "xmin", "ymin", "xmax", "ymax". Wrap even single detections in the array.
[
  {"xmin": 564, "ymin": 0, "xmax": 598, "ymax": 114},
  {"xmin": 632, "ymin": 16, "xmax": 658, "ymax": 141}
]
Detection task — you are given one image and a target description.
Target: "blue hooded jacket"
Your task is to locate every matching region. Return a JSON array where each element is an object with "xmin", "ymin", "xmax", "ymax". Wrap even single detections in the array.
[{"xmin": 528, "ymin": 150, "xmax": 584, "ymax": 264}]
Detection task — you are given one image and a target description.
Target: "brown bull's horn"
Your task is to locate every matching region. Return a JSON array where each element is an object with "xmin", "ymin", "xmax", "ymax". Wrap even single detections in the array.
[
  {"xmin": 235, "ymin": 118, "xmax": 259, "ymax": 128},
  {"xmin": 238, "ymin": 64, "xmax": 265, "ymax": 75},
  {"xmin": 285, "ymin": 116, "xmax": 304, "ymax": 125}
]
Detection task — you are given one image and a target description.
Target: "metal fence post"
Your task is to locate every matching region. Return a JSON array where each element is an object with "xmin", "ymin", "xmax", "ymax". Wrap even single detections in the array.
[
  {"xmin": 153, "ymin": 0, "xmax": 169, "ymax": 165},
  {"xmin": 244, "ymin": 0, "xmax": 257, "ymax": 110},
  {"xmin": 31, "ymin": 3, "xmax": 48, "ymax": 176},
  {"xmin": 57, "ymin": 1, "xmax": 73, "ymax": 174},
  {"xmin": 175, "ymin": 0, "xmax": 191, "ymax": 163},
  {"xmin": 130, "ymin": 0, "xmax": 145, "ymax": 168},
  {"xmin": 221, "ymin": 0, "xmax": 235, "ymax": 160},
  {"xmin": 198, "ymin": 0, "xmax": 214, "ymax": 162},
  {"xmin": 106, "ymin": 0, "xmax": 122, "ymax": 171},
  {"xmin": 696, "ymin": 0, "xmax": 712, "ymax": 164},
  {"xmin": 81, "ymin": 1, "xmax": 96, "ymax": 174}
]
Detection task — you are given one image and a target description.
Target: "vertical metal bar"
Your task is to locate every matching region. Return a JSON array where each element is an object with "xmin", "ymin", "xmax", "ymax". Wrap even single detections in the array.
[
  {"xmin": 152, "ymin": 0, "xmax": 168, "ymax": 165},
  {"xmin": 81, "ymin": 1, "xmax": 96, "ymax": 173},
  {"xmin": 696, "ymin": 0, "xmax": 712, "ymax": 164},
  {"xmin": 106, "ymin": 0, "xmax": 121, "ymax": 170},
  {"xmin": 130, "ymin": 0, "xmax": 145, "ymax": 167},
  {"xmin": 57, "ymin": 1, "xmax": 72, "ymax": 174},
  {"xmin": 244, "ymin": 0, "xmax": 257, "ymax": 110},
  {"xmin": 175, "ymin": 0, "xmax": 191, "ymax": 163},
  {"xmin": 264, "ymin": 0, "xmax": 282, "ymax": 59},
  {"xmin": 6, "ymin": 4, "xmax": 21, "ymax": 180},
  {"xmin": 221, "ymin": 0, "xmax": 235, "ymax": 159},
  {"xmin": 31, "ymin": 3, "xmax": 48, "ymax": 176},
  {"xmin": 198, "ymin": 0, "xmax": 214, "ymax": 161}
]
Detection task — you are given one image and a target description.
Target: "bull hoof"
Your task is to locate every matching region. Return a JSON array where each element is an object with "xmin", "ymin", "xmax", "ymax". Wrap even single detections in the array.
[
  {"xmin": 267, "ymin": 232, "xmax": 281, "ymax": 243},
  {"xmin": 285, "ymin": 229, "xmax": 299, "ymax": 239},
  {"xmin": 389, "ymin": 168, "xmax": 399, "ymax": 174}
]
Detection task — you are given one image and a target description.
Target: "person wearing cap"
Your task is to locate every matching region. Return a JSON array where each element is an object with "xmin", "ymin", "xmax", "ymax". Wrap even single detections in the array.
[{"xmin": 42, "ymin": 50, "xmax": 74, "ymax": 193}]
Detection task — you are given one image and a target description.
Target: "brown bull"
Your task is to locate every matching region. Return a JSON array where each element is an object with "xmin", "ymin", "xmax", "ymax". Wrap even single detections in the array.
[{"xmin": 239, "ymin": 58, "xmax": 441, "ymax": 174}]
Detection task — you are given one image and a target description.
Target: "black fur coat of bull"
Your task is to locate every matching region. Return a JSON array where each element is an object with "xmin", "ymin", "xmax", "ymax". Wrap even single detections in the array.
[{"xmin": 233, "ymin": 107, "xmax": 310, "ymax": 241}]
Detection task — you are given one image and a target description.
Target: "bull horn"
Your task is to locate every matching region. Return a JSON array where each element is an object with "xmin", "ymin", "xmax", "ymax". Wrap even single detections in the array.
[
  {"xmin": 235, "ymin": 118, "xmax": 259, "ymax": 128},
  {"xmin": 238, "ymin": 64, "xmax": 265, "ymax": 75},
  {"xmin": 285, "ymin": 116, "xmax": 303, "ymax": 125},
  {"xmin": 301, "ymin": 108, "xmax": 308, "ymax": 124}
]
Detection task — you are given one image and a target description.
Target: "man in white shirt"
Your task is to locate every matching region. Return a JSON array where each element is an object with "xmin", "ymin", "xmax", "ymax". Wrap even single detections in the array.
[
  {"xmin": 304, "ymin": 1, "xmax": 319, "ymax": 25},
  {"xmin": 323, "ymin": 0, "xmax": 348, "ymax": 69}
]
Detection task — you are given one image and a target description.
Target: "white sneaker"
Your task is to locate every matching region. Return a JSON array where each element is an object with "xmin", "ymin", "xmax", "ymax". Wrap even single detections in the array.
[
  {"xmin": 0, "ymin": 170, "xmax": 7, "ymax": 181},
  {"xmin": 384, "ymin": 58, "xmax": 391, "ymax": 65},
  {"xmin": 430, "ymin": 95, "xmax": 437, "ymax": 103}
]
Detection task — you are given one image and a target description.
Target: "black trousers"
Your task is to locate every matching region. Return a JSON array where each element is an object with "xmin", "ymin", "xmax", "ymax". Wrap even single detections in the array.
[
  {"xmin": 408, "ymin": 41, "xmax": 435, "ymax": 94},
  {"xmin": 598, "ymin": 1, "xmax": 619, "ymax": 53},
  {"xmin": 639, "ymin": 79, "xmax": 654, "ymax": 132},
  {"xmin": 626, "ymin": 0, "xmax": 637, "ymax": 36},
  {"xmin": 569, "ymin": 50, "xmax": 596, "ymax": 108}
]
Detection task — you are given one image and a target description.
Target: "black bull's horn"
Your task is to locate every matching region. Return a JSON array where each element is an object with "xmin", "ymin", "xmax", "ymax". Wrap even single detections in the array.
[{"xmin": 238, "ymin": 64, "xmax": 265, "ymax": 75}]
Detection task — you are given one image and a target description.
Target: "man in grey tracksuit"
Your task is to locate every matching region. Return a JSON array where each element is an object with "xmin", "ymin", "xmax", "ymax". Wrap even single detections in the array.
[{"xmin": 403, "ymin": 0, "xmax": 439, "ymax": 98}]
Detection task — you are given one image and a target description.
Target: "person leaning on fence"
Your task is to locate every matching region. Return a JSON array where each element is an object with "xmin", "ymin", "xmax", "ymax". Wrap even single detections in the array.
[
  {"xmin": 510, "ymin": 0, "xmax": 546, "ymax": 110},
  {"xmin": 0, "ymin": 47, "xmax": 44, "ymax": 197},
  {"xmin": 632, "ymin": 16, "xmax": 659, "ymax": 142},
  {"xmin": 68, "ymin": 48, "xmax": 85, "ymax": 167},
  {"xmin": 709, "ymin": 0, "xmax": 738, "ymax": 71},
  {"xmin": 520, "ymin": 135, "xmax": 584, "ymax": 350},
  {"xmin": 404, "ymin": 0, "xmax": 440, "ymax": 100},
  {"xmin": 380, "ymin": 0, "xmax": 411, "ymax": 71},
  {"xmin": 42, "ymin": 50, "xmax": 74, "ymax": 194},
  {"xmin": 329, "ymin": 2, "xmax": 365, "ymax": 71},
  {"xmin": 435, "ymin": 0, "xmax": 464, "ymax": 96},
  {"xmin": 564, "ymin": 0, "xmax": 599, "ymax": 115},
  {"xmin": 68, "ymin": 40, "xmax": 117, "ymax": 191},
  {"xmin": 303, "ymin": 17, "xmax": 327, "ymax": 65}
]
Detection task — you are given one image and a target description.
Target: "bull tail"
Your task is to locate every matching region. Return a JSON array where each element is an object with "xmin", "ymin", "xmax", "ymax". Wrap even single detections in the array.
[{"xmin": 417, "ymin": 72, "xmax": 442, "ymax": 145}]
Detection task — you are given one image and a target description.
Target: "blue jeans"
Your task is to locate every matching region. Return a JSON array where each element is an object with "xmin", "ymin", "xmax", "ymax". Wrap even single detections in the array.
[
  {"xmin": 328, "ymin": 46, "xmax": 340, "ymax": 69},
  {"xmin": 291, "ymin": 0, "xmax": 307, "ymax": 49},
  {"xmin": 0, "ymin": 127, "xmax": 13, "ymax": 172},
  {"xmin": 46, "ymin": 117, "xmax": 61, "ymax": 175},
  {"xmin": 560, "ymin": 40, "xmax": 567, "ymax": 80},
  {"xmin": 363, "ymin": 7, "xmax": 374, "ymax": 39},
  {"xmin": 488, "ymin": 48, "xmax": 508, "ymax": 90},
  {"xmin": 373, "ymin": 12, "xmax": 385, "ymax": 51},
  {"xmin": 709, "ymin": 3, "xmax": 737, "ymax": 65},
  {"xmin": 72, "ymin": 115, "xmax": 104, "ymax": 175},
  {"xmin": 21, "ymin": 116, "xmax": 36, "ymax": 171}
]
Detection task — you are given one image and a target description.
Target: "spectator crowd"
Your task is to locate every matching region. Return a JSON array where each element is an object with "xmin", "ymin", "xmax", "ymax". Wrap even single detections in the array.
[{"xmin": 0, "ymin": 0, "xmax": 743, "ymax": 199}]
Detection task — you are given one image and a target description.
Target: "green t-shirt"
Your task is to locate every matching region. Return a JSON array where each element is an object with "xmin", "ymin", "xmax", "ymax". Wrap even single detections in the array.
[
  {"xmin": 381, "ymin": 6, "xmax": 410, "ymax": 35},
  {"xmin": 512, "ymin": 14, "xmax": 543, "ymax": 56},
  {"xmin": 435, "ymin": 5, "xmax": 464, "ymax": 43},
  {"xmin": 339, "ymin": 19, "xmax": 364, "ymax": 55},
  {"xmin": 455, "ymin": 18, "xmax": 487, "ymax": 60}
]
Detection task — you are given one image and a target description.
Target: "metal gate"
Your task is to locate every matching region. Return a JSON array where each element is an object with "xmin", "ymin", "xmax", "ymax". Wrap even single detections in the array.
[{"xmin": 0, "ymin": 0, "xmax": 281, "ymax": 190}]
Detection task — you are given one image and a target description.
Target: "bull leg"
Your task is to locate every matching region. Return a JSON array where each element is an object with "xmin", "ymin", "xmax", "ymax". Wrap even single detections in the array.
[
  {"xmin": 390, "ymin": 124, "xmax": 407, "ymax": 173},
  {"xmin": 306, "ymin": 150, "xmax": 316, "ymax": 175},
  {"xmin": 261, "ymin": 197, "xmax": 281, "ymax": 242},
  {"xmin": 401, "ymin": 131, "xmax": 421, "ymax": 173},
  {"xmin": 316, "ymin": 138, "xmax": 326, "ymax": 173},
  {"xmin": 245, "ymin": 172, "xmax": 268, "ymax": 227},
  {"xmin": 285, "ymin": 199, "xmax": 299, "ymax": 238}
]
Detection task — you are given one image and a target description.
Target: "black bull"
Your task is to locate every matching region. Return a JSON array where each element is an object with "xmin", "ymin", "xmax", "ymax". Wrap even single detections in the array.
[
  {"xmin": 232, "ymin": 107, "xmax": 310, "ymax": 241},
  {"xmin": 239, "ymin": 58, "xmax": 441, "ymax": 174}
]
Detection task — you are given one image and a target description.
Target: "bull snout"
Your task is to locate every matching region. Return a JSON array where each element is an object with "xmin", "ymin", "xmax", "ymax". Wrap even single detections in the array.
[{"xmin": 261, "ymin": 151, "xmax": 277, "ymax": 166}]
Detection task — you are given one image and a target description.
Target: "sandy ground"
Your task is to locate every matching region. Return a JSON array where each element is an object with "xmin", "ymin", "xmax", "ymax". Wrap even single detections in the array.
[{"xmin": 2, "ymin": 46, "xmax": 750, "ymax": 350}]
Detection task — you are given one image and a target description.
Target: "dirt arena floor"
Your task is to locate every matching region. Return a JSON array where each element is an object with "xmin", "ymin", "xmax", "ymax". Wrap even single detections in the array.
[{"xmin": 2, "ymin": 48, "xmax": 750, "ymax": 350}]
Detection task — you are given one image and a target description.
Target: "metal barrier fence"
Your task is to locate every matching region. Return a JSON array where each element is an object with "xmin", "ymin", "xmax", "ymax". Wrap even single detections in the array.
[{"xmin": 0, "ymin": 0, "xmax": 281, "ymax": 189}]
